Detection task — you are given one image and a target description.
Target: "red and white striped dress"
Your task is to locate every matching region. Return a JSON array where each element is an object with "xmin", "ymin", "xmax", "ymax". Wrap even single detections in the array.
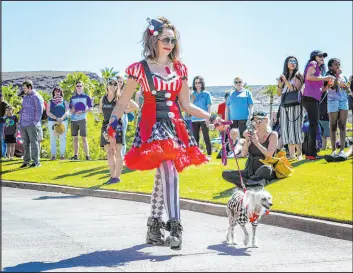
[{"xmin": 124, "ymin": 60, "xmax": 208, "ymax": 172}]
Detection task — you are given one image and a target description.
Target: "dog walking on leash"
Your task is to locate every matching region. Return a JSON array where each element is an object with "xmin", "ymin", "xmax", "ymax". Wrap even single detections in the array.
[{"xmin": 217, "ymin": 120, "xmax": 273, "ymax": 247}]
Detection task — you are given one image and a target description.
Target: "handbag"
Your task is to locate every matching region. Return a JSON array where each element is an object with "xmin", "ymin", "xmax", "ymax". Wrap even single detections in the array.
[{"xmin": 282, "ymin": 90, "xmax": 301, "ymax": 107}]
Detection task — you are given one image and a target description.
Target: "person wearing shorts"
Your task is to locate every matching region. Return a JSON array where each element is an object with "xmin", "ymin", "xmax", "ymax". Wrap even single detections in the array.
[
  {"xmin": 1, "ymin": 106, "xmax": 18, "ymax": 160},
  {"xmin": 69, "ymin": 80, "xmax": 92, "ymax": 160},
  {"xmin": 325, "ymin": 58, "xmax": 349, "ymax": 159}
]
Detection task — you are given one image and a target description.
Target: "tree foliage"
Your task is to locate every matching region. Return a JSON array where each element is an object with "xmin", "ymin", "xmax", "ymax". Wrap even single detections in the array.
[
  {"xmin": 100, "ymin": 67, "xmax": 119, "ymax": 85},
  {"xmin": 1, "ymin": 84, "xmax": 22, "ymax": 114},
  {"xmin": 59, "ymin": 72, "xmax": 95, "ymax": 102}
]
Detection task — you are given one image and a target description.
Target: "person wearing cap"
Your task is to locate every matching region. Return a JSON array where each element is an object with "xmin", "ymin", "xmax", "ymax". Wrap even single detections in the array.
[
  {"xmin": 19, "ymin": 80, "xmax": 44, "ymax": 168},
  {"xmin": 225, "ymin": 77, "xmax": 254, "ymax": 137},
  {"xmin": 99, "ymin": 76, "xmax": 138, "ymax": 185},
  {"xmin": 302, "ymin": 50, "xmax": 335, "ymax": 160},
  {"xmin": 46, "ymin": 87, "xmax": 69, "ymax": 160},
  {"xmin": 0, "ymin": 92, "xmax": 9, "ymax": 158},
  {"xmin": 69, "ymin": 80, "xmax": 93, "ymax": 160},
  {"xmin": 222, "ymin": 111, "xmax": 278, "ymax": 187}
]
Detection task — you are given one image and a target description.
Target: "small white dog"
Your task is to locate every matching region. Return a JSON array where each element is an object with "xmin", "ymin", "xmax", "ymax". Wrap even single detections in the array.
[{"xmin": 226, "ymin": 187, "xmax": 272, "ymax": 247}]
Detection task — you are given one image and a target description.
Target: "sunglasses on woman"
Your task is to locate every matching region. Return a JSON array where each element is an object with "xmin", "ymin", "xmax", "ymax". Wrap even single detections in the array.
[
  {"xmin": 252, "ymin": 119, "xmax": 264, "ymax": 125},
  {"xmin": 288, "ymin": 60, "xmax": 297, "ymax": 64},
  {"xmin": 159, "ymin": 36, "xmax": 177, "ymax": 45},
  {"xmin": 109, "ymin": 82, "xmax": 118, "ymax": 86},
  {"xmin": 234, "ymin": 81, "xmax": 242, "ymax": 84}
]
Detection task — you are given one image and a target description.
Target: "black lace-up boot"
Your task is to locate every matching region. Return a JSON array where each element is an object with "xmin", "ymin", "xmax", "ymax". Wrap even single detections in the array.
[
  {"xmin": 165, "ymin": 219, "xmax": 183, "ymax": 250},
  {"xmin": 146, "ymin": 217, "xmax": 165, "ymax": 245}
]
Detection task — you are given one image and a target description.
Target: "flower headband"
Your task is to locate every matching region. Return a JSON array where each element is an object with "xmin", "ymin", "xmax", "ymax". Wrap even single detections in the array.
[{"xmin": 146, "ymin": 17, "xmax": 164, "ymax": 36}]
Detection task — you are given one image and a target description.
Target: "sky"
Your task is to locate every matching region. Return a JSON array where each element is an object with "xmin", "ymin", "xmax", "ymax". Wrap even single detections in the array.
[{"xmin": 2, "ymin": 1, "xmax": 352, "ymax": 86}]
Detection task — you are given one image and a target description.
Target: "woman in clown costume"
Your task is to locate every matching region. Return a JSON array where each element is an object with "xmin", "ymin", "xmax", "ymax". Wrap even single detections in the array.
[{"xmin": 107, "ymin": 17, "xmax": 223, "ymax": 250}]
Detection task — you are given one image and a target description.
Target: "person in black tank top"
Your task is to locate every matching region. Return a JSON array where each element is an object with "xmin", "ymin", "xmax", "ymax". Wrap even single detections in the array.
[
  {"xmin": 99, "ymin": 77, "xmax": 139, "ymax": 185},
  {"xmin": 222, "ymin": 111, "xmax": 278, "ymax": 187}
]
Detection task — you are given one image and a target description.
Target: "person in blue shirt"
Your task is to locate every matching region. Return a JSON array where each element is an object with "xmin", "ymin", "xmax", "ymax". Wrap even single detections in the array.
[
  {"xmin": 191, "ymin": 76, "xmax": 212, "ymax": 158},
  {"xmin": 225, "ymin": 77, "xmax": 254, "ymax": 137},
  {"xmin": 69, "ymin": 80, "xmax": 93, "ymax": 160}
]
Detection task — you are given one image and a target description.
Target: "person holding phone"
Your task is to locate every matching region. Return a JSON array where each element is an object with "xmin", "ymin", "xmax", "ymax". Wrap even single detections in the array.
[{"xmin": 301, "ymin": 50, "xmax": 335, "ymax": 160}]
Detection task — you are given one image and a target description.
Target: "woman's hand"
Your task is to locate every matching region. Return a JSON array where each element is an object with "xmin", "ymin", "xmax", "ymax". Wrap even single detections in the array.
[
  {"xmin": 243, "ymin": 130, "xmax": 252, "ymax": 141},
  {"xmin": 57, "ymin": 117, "xmax": 62, "ymax": 123},
  {"xmin": 251, "ymin": 133, "xmax": 259, "ymax": 145}
]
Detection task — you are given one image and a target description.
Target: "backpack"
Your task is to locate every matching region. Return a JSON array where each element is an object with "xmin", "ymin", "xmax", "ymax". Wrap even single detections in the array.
[{"xmin": 259, "ymin": 150, "xmax": 294, "ymax": 179}]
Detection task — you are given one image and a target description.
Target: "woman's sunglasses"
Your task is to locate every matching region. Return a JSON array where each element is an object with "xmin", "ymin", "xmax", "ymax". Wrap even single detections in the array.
[
  {"xmin": 252, "ymin": 119, "xmax": 264, "ymax": 125},
  {"xmin": 159, "ymin": 36, "xmax": 177, "ymax": 45},
  {"xmin": 288, "ymin": 60, "xmax": 297, "ymax": 64},
  {"xmin": 234, "ymin": 81, "xmax": 242, "ymax": 84},
  {"xmin": 109, "ymin": 82, "xmax": 118, "ymax": 86}
]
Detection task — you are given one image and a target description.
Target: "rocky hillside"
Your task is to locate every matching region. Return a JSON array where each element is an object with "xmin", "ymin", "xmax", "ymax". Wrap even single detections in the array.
[{"xmin": 1, "ymin": 71, "xmax": 102, "ymax": 94}]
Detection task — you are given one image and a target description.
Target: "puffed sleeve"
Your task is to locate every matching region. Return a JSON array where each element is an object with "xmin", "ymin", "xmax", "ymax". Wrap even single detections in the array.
[
  {"xmin": 177, "ymin": 62, "xmax": 188, "ymax": 81},
  {"xmin": 125, "ymin": 62, "xmax": 144, "ymax": 83}
]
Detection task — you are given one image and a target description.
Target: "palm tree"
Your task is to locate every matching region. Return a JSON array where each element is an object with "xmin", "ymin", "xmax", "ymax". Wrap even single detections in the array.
[
  {"xmin": 100, "ymin": 67, "xmax": 119, "ymax": 85},
  {"xmin": 261, "ymin": 85, "xmax": 278, "ymax": 126}
]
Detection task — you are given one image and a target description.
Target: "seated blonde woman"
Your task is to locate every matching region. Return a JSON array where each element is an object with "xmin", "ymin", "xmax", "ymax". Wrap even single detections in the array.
[{"xmin": 222, "ymin": 111, "xmax": 278, "ymax": 187}]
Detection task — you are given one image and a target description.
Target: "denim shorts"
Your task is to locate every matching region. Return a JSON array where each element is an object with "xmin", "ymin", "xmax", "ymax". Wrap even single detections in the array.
[{"xmin": 327, "ymin": 100, "xmax": 349, "ymax": 113}]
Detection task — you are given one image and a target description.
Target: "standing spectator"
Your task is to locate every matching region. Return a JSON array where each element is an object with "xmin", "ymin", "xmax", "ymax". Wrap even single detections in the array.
[
  {"xmin": 69, "ymin": 80, "xmax": 93, "ymax": 160},
  {"xmin": 19, "ymin": 80, "xmax": 44, "ymax": 168},
  {"xmin": 46, "ymin": 87, "xmax": 69, "ymax": 160},
  {"xmin": 325, "ymin": 58, "xmax": 349, "ymax": 159},
  {"xmin": 217, "ymin": 92, "xmax": 229, "ymax": 120},
  {"xmin": 1, "ymin": 106, "xmax": 18, "ymax": 160},
  {"xmin": 225, "ymin": 77, "xmax": 254, "ymax": 136},
  {"xmin": 302, "ymin": 50, "xmax": 335, "ymax": 160},
  {"xmin": 0, "ymin": 92, "xmax": 9, "ymax": 158},
  {"xmin": 277, "ymin": 56, "xmax": 304, "ymax": 160},
  {"xmin": 191, "ymin": 76, "xmax": 212, "ymax": 158},
  {"xmin": 100, "ymin": 77, "xmax": 138, "ymax": 183}
]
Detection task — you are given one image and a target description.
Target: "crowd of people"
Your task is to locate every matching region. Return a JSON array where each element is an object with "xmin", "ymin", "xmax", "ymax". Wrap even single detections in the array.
[{"xmin": 1, "ymin": 16, "xmax": 352, "ymax": 250}]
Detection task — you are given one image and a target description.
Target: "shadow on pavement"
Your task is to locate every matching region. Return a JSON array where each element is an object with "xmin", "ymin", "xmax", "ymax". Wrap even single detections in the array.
[
  {"xmin": 207, "ymin": 242, "xmax": 251, "ymax": 256},
  {"xmin": 2, "ymin": 244, "xmax": 181, "ymax": 272}
]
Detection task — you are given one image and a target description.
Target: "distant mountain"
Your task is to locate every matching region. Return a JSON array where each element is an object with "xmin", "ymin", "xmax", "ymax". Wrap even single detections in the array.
[{"xmin": 1, "ymin": 71, "xmax": 102, "ymax": 94}]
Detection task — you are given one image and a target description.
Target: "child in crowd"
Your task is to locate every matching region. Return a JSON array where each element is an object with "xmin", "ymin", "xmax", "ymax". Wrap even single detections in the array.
[{"xmin": 0, "ymin": 106, "xmax": 18, "ymax": 160}]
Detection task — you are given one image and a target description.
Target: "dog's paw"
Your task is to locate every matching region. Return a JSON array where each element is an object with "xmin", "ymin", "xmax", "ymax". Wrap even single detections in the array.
[{"xmin": 243, "ymin": 235, "xmax": 250, "ymax": 246}]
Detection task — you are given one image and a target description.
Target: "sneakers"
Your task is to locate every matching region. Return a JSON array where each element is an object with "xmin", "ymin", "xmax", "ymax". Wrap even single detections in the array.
[
  {"xmin": 29, "ymin": 163, "xmax": 41, "ymax": 168},
  {"xmin": 60, "ymin": 156, "xmax": 65, "ymax": 160},
  {"xmin": 19, "ymin": 163, "xmax": 30, "ymax": 168},
  {"xmin": 51, "ymin": 156, "xmax": 56, "ymax": 161},
  {"xmin": 336, "ymin": 151, "xmax": 348, "ymax": 162},
  {"xmin": 104, "ymin": 177, "xmax": 120, "ymax": 185},
  {"xmin": 86, "ymin": 156, "xmax": 92, "ymax": 160},
  {"xmin": 71, "ymin": 155, "xmax": 78, "ymax": 160}
]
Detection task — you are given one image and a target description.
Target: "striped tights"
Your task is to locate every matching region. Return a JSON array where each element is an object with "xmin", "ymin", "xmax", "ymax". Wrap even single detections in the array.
[{"xmin": 150, "ymin": 160, "xmax": 180, "ymax": 220}]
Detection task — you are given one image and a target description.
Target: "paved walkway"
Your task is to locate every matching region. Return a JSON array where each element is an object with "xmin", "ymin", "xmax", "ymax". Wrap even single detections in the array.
[{"xmin": 2, "ymin": 187, "xmax": 352, "ymax": 272}]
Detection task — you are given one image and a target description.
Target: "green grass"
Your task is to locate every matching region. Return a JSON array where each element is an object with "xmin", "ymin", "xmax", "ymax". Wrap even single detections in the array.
[{"xmin": 1, "ymin": 150, "xmax": 352, "ymax": 222}]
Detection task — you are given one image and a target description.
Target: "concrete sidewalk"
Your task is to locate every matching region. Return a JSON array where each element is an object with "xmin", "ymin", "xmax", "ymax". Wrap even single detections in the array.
[
  {"xmin": 2, "ymin": 187, "xmax": 353, "ymax": 272},
  {"xmin": 2, "ymin": 180, "xmax": 352, "ymax": 241}
]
